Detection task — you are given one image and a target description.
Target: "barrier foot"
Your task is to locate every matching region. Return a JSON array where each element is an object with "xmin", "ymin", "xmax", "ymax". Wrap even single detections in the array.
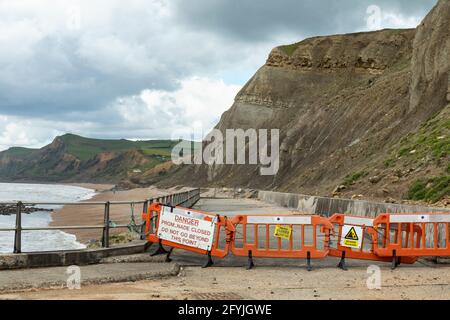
[
  {"xmin": 247, "ymin": 250, "xmax": 255, "ymax": 270},
  {"xmin": 165, "ymin": 247, "xmax": 174, "ymax": 263},
  {"xmin": 202, "ymin": 252, "xmax": 214, "ymax": 269},
  {"xmin": 150, "ymin": 241, "xmax": 169, "ymax": 256},
  {"xmin": 337, "ymin": 252, "xmax": 348, "ymax": 271},
  {"xmin": 391, "ymin": 250, "xmax": 400, "ymax": 270},
  {"xmin": 307, "ymin": 252, "xmax": 312, "ymax": 272}
]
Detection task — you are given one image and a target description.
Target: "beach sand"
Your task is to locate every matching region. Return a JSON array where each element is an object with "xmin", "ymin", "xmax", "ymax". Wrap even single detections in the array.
[{"xmin": 51, "ymin": 185, "xmax": 188, "ymax": 243}]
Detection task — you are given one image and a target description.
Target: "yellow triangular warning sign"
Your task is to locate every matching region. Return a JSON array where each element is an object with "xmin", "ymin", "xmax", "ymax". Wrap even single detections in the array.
[{"xmin": 344, "ymin": 227, "xmax": 359, "ymax": 241}]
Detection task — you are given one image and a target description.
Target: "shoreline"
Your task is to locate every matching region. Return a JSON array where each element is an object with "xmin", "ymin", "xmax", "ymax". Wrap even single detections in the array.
[
  {"xmin": 50, "ymin": 185, "xmax": 184, "ymax": 244},
  {"xmin": 0, "ymin": 181, "xmax": 115, "ymax": 194},
  {"xmin": 60, "ymin": 183, "xmax": 115, "ymax": 193}
]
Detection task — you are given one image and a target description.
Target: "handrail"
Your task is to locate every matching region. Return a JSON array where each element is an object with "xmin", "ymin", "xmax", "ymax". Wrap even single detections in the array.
[{"xmin": 0, "ymin": 188, "xmax": 201, "ymax": 254}]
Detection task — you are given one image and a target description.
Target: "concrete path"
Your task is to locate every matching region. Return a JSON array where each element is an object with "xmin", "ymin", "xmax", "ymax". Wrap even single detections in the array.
[
  {"xmin": 193, "ymin": 197, "xmax": 299, "ymax": 215},
  {"xmin": 0, "ymin": 261, "xmax": 179, "ymax": 293},
  {"xmin": 2, "ymin": 264, "xmax": 450, "ymax": 300}
]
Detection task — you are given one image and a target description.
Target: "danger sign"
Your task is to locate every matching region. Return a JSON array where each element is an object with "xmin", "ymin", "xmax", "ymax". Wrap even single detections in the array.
[
  {"xmin": 157, "ymin": 206, "xmax": 216, "ymax": 251},
  {"xmin": 274, "ymin": 225, "xmax": 292, "ymax": 240},
  {"xmin": 340, "ymin": 225, "xmax": 363, "ymax": 249}
]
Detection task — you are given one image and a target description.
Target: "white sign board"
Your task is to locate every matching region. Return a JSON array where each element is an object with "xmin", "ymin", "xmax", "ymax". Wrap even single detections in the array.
[
  {"xmin": 340, "ymin": 225, "xmax": 363, "ymax": 249},
  {"xmin": 157, "ymin": 206, "xmax": 216, "ymax": 251}
]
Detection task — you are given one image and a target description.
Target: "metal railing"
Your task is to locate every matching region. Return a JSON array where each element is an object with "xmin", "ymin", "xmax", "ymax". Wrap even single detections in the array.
[{"xmin": 0, "ymin": 188, "xmax": 201, "ymax": 254}]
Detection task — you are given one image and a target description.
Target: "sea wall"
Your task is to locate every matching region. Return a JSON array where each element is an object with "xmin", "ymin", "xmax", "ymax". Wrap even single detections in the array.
[{"xmin": 257, "ymin": 190, "xmax": 449, "ymax": 217}]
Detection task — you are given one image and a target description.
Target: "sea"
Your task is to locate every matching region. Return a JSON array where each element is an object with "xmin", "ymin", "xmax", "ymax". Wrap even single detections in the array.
[{"xmin": 0, "ymin": 183, "xmax": 96, "ymax": 253}]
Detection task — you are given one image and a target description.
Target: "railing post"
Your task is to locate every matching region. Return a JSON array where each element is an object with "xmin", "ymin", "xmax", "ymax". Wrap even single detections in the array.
[
  {"xmin": 102, "ymin": 201, "xmax": 110, "ymax": 248},
  {"xmin": 141, "ymin": 200, "xmax": 149, "ymax": 240},
  {"xmin": 143, "ymin": 200, "xmax": 148, "ymax": 214},
  {"xmin": 13, "ymin": 202, "xmax": 22, "ymax": 254}
]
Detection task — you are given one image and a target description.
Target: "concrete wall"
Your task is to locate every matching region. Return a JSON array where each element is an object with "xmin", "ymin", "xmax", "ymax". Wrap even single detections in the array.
[
  {"xmin": 258, "ymin": 190, "xmax": 449, "ymax": 218},
  {"xmin": 0, "ymin": 242, "xmax": 151, "ymax": 270}
]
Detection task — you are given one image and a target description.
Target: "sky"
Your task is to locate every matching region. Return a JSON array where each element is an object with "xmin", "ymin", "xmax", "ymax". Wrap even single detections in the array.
[{"xmin": 0, "ymin": 0, "xmax": 438, "ymax": 151}]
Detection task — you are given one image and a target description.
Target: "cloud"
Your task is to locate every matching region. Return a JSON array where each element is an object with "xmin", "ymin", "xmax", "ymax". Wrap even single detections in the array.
[
  {"xmin": 0, "ymin": 0, "xmax": 438, "ymax": 150},
  {"xmin": 171, "ymin": 0, "xmax": 436, "ymax": 41},
  {"xmin": 0, "ymin": 78, "xmax": 241, "ymax": 150}
]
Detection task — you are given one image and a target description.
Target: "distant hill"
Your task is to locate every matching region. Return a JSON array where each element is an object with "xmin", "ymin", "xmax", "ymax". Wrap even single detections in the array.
[{"xmin": 0, "ymin": 134, "xmax": 181, "ymax": 183}]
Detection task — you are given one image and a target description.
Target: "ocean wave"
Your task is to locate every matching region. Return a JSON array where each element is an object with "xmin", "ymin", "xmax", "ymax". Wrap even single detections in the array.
[{"xmin": 0, "ymin": 183, "xmax": 96, "ymax": 253}]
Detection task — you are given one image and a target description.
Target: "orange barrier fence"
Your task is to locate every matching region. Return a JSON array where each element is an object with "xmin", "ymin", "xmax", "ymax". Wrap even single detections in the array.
[
  {"xmin": 143, "ymin": 203, "xmax": 450, "ymax": 270},
  {"xmin": 229, "ymin": 214, "xmax": 332, "ymax": 270},
  {"xmin": 372, "ymin": 213, "xmax": 450, "ymax": 266},
  {"xmin": 328, "ymin": 214, "xmax": 418, "ymax": 270},
  {"xmin": 142, "ymin": 203, "xmax": 234, "ymax": 267}
]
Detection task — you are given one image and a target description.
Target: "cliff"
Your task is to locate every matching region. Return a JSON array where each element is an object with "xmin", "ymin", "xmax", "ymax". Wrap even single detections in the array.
[
  {"xmin": 160, "ymin": 0, "xmax": 449, "ymax": 204},
  {"xmin": 0, "ymin": 134, "xmax": 178, "ymax": 183}
]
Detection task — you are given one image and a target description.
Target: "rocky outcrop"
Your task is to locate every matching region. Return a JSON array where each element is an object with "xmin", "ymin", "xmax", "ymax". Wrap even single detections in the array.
[
  {"xmin": 410, "ymin": 0, "xmax": 450, "ymax": 114},
  {"xmin": 0, "ymin": 204, "xmax": 53, "ymax": 215},
  {"xmin": 267, "ymin": 29, "xmax": 415, "ymax": 74}
]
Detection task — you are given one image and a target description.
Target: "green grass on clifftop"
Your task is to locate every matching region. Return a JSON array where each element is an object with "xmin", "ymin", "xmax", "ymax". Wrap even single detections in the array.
[
  {"xmin": 3, "ymin": 147, "xmax": 36, "ymax": 157},
  {"xmin": 60, "ymin": 134, "xmax": 179, "ymax": 161},
  {"xmin": 278, "ymin": 43, "xmax": 301, "ymax": 56}
]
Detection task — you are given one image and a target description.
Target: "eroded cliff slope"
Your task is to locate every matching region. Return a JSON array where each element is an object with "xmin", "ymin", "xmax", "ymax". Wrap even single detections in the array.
[{"xmin": 157, "ymin": 1, "xmax": 450, "ymax": 204}]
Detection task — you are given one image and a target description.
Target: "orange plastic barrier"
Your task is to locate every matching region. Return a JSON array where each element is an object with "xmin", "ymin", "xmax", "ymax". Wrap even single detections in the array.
[
  {"xmin": 328, "ymin": 214, "xmax": 418, "ymax": 270},
  {"xmin": 230, "ymin": 214, "xmax": 333, "ymax": 271},
  {"xmin": 372, "ymin": 213, "xmax": 450, "ymax": 267},
  {"xmin": 142, "ymin": 202, "xmax": 235, "ymax": 267},
  {"xmin": 142, "ymin": 204, "xmax": 450, "ymax": 270}
]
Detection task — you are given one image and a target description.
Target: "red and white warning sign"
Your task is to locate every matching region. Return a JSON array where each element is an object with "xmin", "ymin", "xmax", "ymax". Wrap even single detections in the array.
[{"xmin": 157, "ymin": 206, "xmax": 216, "ymax": 251}]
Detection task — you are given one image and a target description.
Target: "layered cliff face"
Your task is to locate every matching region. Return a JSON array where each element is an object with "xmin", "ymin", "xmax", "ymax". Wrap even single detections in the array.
[
  {"xmin": 161, "ymin": 1, "xmax": 449, "ymax": 203},
  {"xmin": 410, "ymin": 0, "xmax": 450, "ymax": 114}
]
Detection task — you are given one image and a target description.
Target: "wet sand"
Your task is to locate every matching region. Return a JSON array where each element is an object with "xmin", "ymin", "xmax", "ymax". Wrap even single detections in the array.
[{"xmin": 51, "ymin": 185, "xmax": 186, "ymax": 243}]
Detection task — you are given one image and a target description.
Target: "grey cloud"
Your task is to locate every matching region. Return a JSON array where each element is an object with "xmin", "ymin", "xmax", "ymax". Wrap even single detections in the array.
[
  {"xmin": 172, "ymin": 0, "xmax": 437, "ymax": 42},
  {"xmin": 0, "ymin": 0, "xmax": 438, "ymax": 149}
]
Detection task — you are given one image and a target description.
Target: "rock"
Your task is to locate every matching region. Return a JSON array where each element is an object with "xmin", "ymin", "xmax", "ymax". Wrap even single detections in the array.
[
  {"xmin": 0, "ymin": 204, "xmax": 53, "ymax": 216},
  {"xmin": 385, "ymin": 197, "xmax": 397, "ymax": 204},
  {"xmin": 333, "ymin": 185, "xmax": 346, "ymax": 193},
  {"xmin": 393, "ymin": 170, "xmax": 403, "ymax": 178},
  {"xmin": 369, "ymin": 176, "xmax": 382, "ymax": 184}
]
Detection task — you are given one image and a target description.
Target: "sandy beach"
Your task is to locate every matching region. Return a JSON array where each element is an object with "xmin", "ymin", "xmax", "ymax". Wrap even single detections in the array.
[{"xmin": 51, "ymin": 184, "xmax": 188, "ymax": 243}]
